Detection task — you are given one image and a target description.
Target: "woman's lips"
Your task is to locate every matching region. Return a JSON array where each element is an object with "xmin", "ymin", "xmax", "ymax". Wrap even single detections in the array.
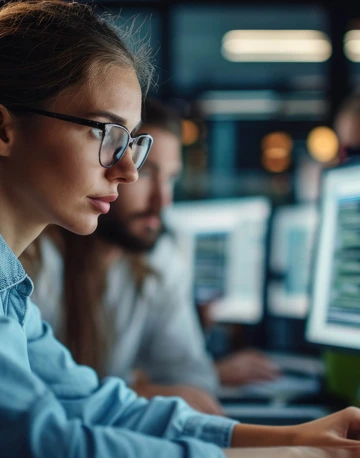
[
  {"xmin": 88, "ymin": 197, "xmax": 110, "ymax": 214},
  {"xmin": 87, "ymin": 195, "xmax": 117, "ymax": 214}
]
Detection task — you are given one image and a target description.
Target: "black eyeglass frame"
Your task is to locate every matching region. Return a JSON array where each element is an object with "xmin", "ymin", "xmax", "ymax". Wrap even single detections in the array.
[{"xmin": 7, "ymin": 105, "xmax": 153, "ymax": 169}]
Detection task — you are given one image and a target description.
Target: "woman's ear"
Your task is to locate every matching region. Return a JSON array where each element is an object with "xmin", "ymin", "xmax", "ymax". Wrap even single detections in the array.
[{"xmin": 0, "ymin": 105, "xmax": 14, "ymax": 157}]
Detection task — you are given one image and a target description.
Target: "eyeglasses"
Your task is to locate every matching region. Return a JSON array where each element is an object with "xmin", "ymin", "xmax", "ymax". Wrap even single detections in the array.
[{"xmin": 7, "ymin": 106, "xmax": 153, "ymax": 169}]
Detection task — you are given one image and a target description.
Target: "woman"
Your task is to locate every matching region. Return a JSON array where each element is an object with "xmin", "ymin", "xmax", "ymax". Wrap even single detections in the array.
[{"xmin": 0, "ymin": 1, "xmax": 359, "ymax": 457}]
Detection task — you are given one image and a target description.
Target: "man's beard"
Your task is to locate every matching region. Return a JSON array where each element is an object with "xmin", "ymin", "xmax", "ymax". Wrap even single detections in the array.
[{"xmin": 96, "ymin": 212, "xmax": 163, "ymax": 253}]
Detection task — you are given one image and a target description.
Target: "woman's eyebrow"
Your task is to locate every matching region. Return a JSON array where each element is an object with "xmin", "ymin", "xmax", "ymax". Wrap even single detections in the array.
[
  {"xmin": 131, "ymin": 120, "xmax": 143, "ymax": 135},
  {"xmin": 87, "ymin": 110, "xmax": 142, "ymax": 132}
]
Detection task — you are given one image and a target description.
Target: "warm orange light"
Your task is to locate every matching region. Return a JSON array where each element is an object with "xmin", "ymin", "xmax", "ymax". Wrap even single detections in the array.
[
  {"xmin": 261, "ymin": 131, "xmax": 293, "ymax": 173},
  {"xmin": 262, "ymin": 155, "xmax": 291, "ymax": 173},
  {"xmin": 307, "ymin": 126, "xmax": 339, "ymax": 163},
  {"xmin": 182, "ymin": 120, "xmax": 200, "ymax": 146},
  {"xmin": 261, "ymin": 131, "xmax": 293, "ymax": 151}
]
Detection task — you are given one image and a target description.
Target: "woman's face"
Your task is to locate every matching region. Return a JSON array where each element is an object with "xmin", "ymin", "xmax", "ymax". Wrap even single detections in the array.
[{"xmin": 5, "ymin": 65, "xmax": 142, "ymax": 236}]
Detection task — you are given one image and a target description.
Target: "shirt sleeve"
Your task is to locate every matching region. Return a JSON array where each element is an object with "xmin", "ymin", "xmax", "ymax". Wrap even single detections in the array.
[
  {"xmin": 19, "ymin": 299, "xmax": 238, "ymax": 457},
  {"xmin": 137, "ymin": 242, "xmax": 220, "ymax": 395}
]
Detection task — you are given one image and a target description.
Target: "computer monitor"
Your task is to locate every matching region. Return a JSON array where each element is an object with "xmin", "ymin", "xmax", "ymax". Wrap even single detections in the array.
[
  {"xmin": 267, "ymin": 204, "xmax": 319, "ymax": 319},
  {"xmin": 306, "ymin": 161, "xmax": 360, "ymax": 351},
  {"xmin": 163, "ymin": 196, "xmax": 271, "ymax": 324}
]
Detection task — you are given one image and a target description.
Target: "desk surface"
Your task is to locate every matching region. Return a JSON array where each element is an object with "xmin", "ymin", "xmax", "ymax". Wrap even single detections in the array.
[{"xmin": 218, "ymin": 373, "xmax": 321, "ymax": 401}]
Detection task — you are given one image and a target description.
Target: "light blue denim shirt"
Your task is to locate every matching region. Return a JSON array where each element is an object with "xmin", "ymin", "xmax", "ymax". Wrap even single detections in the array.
[{"xmin": 0, "ymin": 235, "xmax": 238, "ymax": 457}]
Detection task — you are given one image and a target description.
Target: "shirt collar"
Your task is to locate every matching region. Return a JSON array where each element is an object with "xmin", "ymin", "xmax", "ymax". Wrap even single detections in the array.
[{"xmin": 0, "ymin": 234, "xmax": 28, "ymax": 292}]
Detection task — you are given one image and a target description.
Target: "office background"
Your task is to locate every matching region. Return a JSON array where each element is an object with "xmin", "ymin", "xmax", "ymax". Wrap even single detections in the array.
[
  {"xmin": 80, "ymin": 0, "xmax": 360, "ymax": 412},
  {"xmin": 83, "ymin": 0, "xmax": 360, "ymax": 356},
  {"xmin": 95, "ymin": 0, "xmax": 360, "ymax": 205}
]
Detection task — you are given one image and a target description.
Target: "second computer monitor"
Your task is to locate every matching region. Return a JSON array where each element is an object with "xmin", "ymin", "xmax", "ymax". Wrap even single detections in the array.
[
  {"xmin": 267, "ymin": 204, "xmax": 319, "ymax": 319},
  {"xmin": 306, "ymin": 162, "xmax": 360, "ymax": 351},
  {"xmin": 163, "ymin": 196, "xmax": 271, "ymax": 324}
]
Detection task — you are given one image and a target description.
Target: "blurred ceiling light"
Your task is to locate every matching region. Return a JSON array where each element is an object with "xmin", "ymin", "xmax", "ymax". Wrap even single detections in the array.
[
  {"xmin": 200, "ymin": 98, "xmax": 279, "ymax": 116},
  {"xmin": 307, "ymin": 127, "xmax": 339, "ymax": 163},
  {"xmin": 261, "ymin": 131, "xmax": 293, "ymax": 173},
  {"xmin": 198, "ymin": 90, "xmax": 327, "ymax": 120},
  {"xmin": 344, "ymin": 30, "xmax": 360, "ymax": 62},
  {"xmin": 182, "ymin": 119, "xmax": 200, "ymax": 146},
  {"xmin": 222, "ymin": 30, "xmax": 332, "ymax": 62}
]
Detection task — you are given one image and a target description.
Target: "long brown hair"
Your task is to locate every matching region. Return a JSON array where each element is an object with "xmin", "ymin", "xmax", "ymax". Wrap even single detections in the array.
[{"xmin": 61, "ymin": 230, "xmax": 111, "ymax": 376}]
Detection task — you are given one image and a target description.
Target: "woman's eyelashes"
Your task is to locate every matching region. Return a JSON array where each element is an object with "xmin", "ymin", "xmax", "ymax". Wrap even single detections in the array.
[{"xmin": 91, "ymin": 127, "xmax": 103, "ymax": 141}]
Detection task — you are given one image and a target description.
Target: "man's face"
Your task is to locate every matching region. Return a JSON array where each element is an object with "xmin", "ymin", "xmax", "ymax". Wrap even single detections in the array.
[{"xmin": 97, "ymin": 125, "xmax": 182, "ymax": 252}]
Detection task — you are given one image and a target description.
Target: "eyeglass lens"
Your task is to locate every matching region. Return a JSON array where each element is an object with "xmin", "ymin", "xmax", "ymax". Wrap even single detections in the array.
[{"xmin": 100, "ymin": 125, "xmax": 152, "ymax": 169}]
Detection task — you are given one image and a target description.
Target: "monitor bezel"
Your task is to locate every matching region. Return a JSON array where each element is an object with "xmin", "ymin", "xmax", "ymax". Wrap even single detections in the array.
[
  {"xmin": 305, "ymin": 157, "xmax": 360, "ymax": 354},
  {"xmin": 164, "ymin": 195, "xmax": 272, "ymax": 325},
  {"xmin": 266, "ymin": 202, "xmax": 319, "ymax": 320}
]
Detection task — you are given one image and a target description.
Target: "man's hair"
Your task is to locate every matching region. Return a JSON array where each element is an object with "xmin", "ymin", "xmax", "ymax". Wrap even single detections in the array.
[
  {"xmin": 142, "ymin": 97, "xmax": 182, "ymax": 138},
  {"xmin": 334, "ymin": 87, "xmax": 360, "ymax": 159},
  {"xmin": 335, "ymin": 89, "xmax": 360, "ymax": 118}
]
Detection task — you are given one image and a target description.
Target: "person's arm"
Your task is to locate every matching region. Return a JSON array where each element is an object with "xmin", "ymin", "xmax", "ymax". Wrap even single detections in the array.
[
  {"xmin": 25, "ymin": 299, "xmax": 237, "ymax": 449},
  {"xmin": 0, "ymin": 315, "xmax": 229, "ymax": 458}
]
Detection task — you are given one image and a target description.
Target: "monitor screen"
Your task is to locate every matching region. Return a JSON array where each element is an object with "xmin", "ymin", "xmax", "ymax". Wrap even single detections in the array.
[
  {"xmin": 306, "ymin": 162, "xmax": 360, "ymax": 351},
  {"xmin": 267, "ymin": 204, "xmax": 319, "ymax": 319},
  {"xmin": 163, "ymin": 196, "xmax": 271, "ymax": 324}
]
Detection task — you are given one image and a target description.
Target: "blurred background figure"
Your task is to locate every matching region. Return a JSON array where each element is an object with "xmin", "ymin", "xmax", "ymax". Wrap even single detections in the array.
[{"xmin": 333, "ymin": 88, "xmax": 360, "ymax": 161}]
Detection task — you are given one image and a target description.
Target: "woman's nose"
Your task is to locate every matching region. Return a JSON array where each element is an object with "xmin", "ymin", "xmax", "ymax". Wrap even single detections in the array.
[{"xmin": 108, "ymin": 147, "xmax": 138, "ymax": 184}]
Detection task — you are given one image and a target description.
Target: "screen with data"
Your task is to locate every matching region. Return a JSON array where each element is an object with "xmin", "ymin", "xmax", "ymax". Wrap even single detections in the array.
[
  {"xmin": 306, "ymin": 163, "xmax": 360, "ymax": 350},
  {"xmin": 323, "ymin": 197, "xmax": 360, "ymax": 327},
  {"xmin": 163, "ymin": 197, "xmax": 271, "ymax": 324}
]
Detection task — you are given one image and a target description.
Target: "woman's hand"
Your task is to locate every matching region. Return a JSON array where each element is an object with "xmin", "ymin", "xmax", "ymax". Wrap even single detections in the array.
[
  {"xmin": 231, "ymin": 407, "xmax": 360, "ymax": 448},
  {"xmin": 291, "ymin": 407, "xmax": 360, "ymax": 447}
]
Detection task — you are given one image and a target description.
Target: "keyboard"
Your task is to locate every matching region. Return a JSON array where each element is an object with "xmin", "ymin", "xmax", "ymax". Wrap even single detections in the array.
[
  {"xmin": 218, "ymin": 373, "xmax": 321, "ymax": 401},
  {"xmin": 218, "ymin": 352, "xmax": 325, "ymax": 402},
  {"xmin": 264, "ymin": 351, "xmax": 325, "ymax": 377}
]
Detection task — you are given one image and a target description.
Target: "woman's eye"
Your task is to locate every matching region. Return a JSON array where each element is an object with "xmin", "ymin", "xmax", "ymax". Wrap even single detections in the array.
[{"xmin": 91, "ymin": 128, "xmax": 103, "ymax": 140}]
